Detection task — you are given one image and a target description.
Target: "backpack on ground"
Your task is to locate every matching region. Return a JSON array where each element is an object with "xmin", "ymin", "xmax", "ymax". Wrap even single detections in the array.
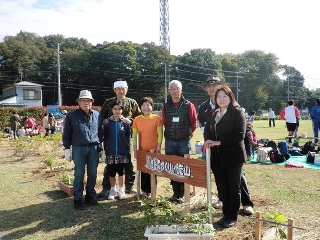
[
  {"xmin": 301, "ymin": 140, "xmax": 317, "ymax": 155},
  {"xmin": 258, "ymin": 138, "xmax": 269, "ymax": 147},
  {"xmin": 278, "ymin": 141, "xmax": 290, "ymax": 160},
  {"xmin": 266, "ymin": 140, "xmax": 278, "ymax": 150},
  {"xmin": 306, "ymin": 152, "xmax": 315, "ymax": 163},
  {"xmin": 268, "ymin": 150, "xmax": 286, "ymax": 163}
]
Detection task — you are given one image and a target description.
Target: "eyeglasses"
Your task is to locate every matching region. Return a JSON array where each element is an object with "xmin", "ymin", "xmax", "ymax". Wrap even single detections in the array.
[
  {"xmin": 169, "ymin": 88, "xmax": 181, "ymax": 92},
  {"xmin": 79, "ymin": 99, "xmax": 92, "ymax": 103}
]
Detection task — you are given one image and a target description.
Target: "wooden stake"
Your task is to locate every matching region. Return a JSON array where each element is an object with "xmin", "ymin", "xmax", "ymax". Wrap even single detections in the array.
[
  {"xmin": 287, "ymin": 218, "xmax": 294, "ymax": 240},
  {"xmin": 255, "ymin": 211, "xmax": 262, "ymax": 240}
]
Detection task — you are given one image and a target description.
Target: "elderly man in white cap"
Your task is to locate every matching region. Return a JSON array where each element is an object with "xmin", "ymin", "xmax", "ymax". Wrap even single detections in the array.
[
  {"xmin": 63, "ymin": 90, "xmax": 103, "ymax": 210},
  {"xmin": 98, "ymin": 80, "xmax": 140, "ymax": 198},
  {"xmin": 198, "ymin": 76, "xmax": 254, "ymax": 215}
]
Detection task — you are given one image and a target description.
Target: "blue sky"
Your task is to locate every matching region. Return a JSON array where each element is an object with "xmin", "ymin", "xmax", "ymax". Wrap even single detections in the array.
[{"xmin": 0, "ymin": 0, "xmax": 319, "ymax": 89}]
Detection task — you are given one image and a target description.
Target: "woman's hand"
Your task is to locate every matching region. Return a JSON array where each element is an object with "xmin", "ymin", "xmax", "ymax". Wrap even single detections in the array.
[
  {"xmin": 102, "ymin": 119, "xmax": 109, "ymax": 125},
  {"xmin": 204, "ymin": 140, "xmax": 221, "ymax": 148}
]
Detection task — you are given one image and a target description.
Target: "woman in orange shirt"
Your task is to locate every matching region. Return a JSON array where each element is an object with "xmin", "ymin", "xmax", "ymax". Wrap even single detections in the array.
[{"xmin": 132, "ymin": 97, "xmax": 163, "ymax": 197}]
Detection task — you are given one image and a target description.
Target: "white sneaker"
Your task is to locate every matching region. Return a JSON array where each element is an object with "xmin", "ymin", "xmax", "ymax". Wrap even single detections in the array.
[
  {"xmin": 118, "ymin": 189, "xmax": 126, "ymax": 200},
  {"xmin": 243, "ymin": 206, "xmax": 254, "ymax": 215},
  {"xmin": 108, "ymin": 189, "xmax": 116, "ymax": 200},
  {"xmin": 213, "ymin": 200, "xmax": 223, "ymax": 209}
]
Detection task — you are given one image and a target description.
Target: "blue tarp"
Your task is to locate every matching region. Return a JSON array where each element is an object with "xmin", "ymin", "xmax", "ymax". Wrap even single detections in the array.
[
  {"xmin": 248, "ymin": 154, "xmax": 320, "ymax": 170},
  {"xmin": 46, "ymin": 104, "xmax": 64, "ymax": 118}
]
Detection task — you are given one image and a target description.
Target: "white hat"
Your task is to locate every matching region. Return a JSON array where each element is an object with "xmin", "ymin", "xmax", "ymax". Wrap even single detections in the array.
[
  {"xmin": 62, "ymin": 110, "xmax": 67, "ymax": 114},
  {"xmin": 114, "ymin": 81, "xmax": 128, "ymax": 89},
  {"xmin": 77, "ymin": 90, "xmax": 94, "ymax": 102}
]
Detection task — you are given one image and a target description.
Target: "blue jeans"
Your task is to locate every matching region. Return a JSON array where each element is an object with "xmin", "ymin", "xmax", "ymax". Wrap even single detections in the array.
[
  {"xmin": 165, "ymin": 139, "xmax": 190, "ymax": 186},
  {"xmin": 313, "ymin": 121, "xmax": 320, "ymax": 143},
  {"xmin": 72, "ymin": 144, "xmax": 99, "ymax": 201},
  {"xmin": 165, "ymin": 139, "xmax": 190, "ymax": 157}
]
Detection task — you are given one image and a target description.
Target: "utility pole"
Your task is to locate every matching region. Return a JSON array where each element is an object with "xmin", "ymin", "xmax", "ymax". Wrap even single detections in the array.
[
  {"xmin": 57, "ymin": 43, "xmax": 62, "ymax": 106},
  {"xmin": 164, "ymin": 63, "xmax": 168, "ymax": 103},
  {"xmin": 287, "ymin": 77, "xmax": 290, "ymax": 101}
]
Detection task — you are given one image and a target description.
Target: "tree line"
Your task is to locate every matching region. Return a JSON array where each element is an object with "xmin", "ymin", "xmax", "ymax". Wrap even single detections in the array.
[{"xmin": 0, "ymin": 31, "xmax": 319, "ymax": 114}]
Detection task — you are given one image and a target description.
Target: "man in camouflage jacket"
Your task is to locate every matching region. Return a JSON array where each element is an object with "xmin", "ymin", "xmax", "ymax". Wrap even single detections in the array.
[{"xmin": 98, "ymin": 80, "xmax": 140, "ymax": 197}]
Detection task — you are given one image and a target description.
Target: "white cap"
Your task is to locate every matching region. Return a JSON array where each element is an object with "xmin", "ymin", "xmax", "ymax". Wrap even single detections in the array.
[
  {"xmin": 62, "ymin": 110, "xmax": 67, "ymax": 114},
  {"xmin": 114, "ymin": 81, "xmax": 128, "ymax": 89},
  {"xmin": 77, "ymin": 90, "xmax": 94, "ymax": 102}
]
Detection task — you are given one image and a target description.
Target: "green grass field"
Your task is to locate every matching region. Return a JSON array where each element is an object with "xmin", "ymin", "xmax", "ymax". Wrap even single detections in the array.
[{"xmin": 189, "ymin": 119, "xmax": 315, "ymax": 152}]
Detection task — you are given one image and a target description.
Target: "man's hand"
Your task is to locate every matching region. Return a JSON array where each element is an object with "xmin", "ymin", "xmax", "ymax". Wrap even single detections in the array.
[
  {"xmin": 102, "ymin": 119, "xmax": 109, "ymax": 125},
  {"xmin": 65, "ymin": 149, "xmax": 72, "ymax": 162},
  {"xmin": 121, "ymin": 117, "xmax": 131, "ymax": 124}
]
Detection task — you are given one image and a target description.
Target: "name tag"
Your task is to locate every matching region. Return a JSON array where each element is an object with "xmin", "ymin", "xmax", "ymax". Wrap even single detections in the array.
[{"xmin": 172, "ymin": 117, "xmax": 179, "ymax": 122}]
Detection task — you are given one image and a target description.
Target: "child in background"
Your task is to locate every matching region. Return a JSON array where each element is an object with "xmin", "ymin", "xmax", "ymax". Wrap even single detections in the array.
[
  {"xmin": 104, "ymin": 100, "xmax": 131, "ymax": 200},
  {"xmin": 132, "ymin": 97, "xmax": 163, "ymax": 197},
  {"xmin": 244, "ymin": 123, "xmax": 258, "ymax": 158}
]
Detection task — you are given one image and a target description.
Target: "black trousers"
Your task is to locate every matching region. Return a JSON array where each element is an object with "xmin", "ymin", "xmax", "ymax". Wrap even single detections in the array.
[
  {"xmin": 211, "ymin": 156, "xmax": 253, "ymax": 207},
  {"xmin": 269, "ymin": 118, "xmax": 275, "ymax": 127},
  {"xmin": 102, "ymin": 153, "xmax": 135, "ymax": 190},
  {"xmin": 214, "ymin": 158, "xmax": 243, "ymax": 221}
]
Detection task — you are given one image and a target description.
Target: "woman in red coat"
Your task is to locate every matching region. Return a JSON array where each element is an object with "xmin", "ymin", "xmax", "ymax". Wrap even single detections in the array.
[{"xmin": 204, "ymin": 85, "xmax": 247, "ymax": 228}]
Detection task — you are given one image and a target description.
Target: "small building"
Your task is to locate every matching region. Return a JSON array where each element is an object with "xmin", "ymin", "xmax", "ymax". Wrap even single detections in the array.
[{"xmin": 0, "ymin": 81, "xmax": 43, "ymax": 107}]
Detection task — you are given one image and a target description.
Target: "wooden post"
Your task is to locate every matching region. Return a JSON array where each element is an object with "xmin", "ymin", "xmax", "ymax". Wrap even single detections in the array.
[
  {"xmin": 136, "ymin": 133, "xmax": 141, "ymax": 199},
  {"xmin": 184, "ymin": 154, "xmax": 191, "ymax": 214},
  {"xmin": 287, "ymin": 218, "xmax": 294, "ymax": 240},
  {"xmin": 255, "ymin": 211, "xmax": 262, "ymax": 240},
  {"xmin": 150, "ymin": 173, "xmax": 156, "ymax": 200},
  {"xmin": 205, "ymin": 147, "xmax": 212, "ymax": 223}
]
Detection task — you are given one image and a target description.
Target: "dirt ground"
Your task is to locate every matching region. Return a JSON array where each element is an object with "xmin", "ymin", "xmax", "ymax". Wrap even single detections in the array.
[{"xmin": 0, "ymin": 138, "xmax": 319, "ymax": 239}]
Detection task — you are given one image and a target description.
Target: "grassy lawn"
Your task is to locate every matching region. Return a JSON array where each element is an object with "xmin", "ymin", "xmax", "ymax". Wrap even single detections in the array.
[{"xmin": 0, "ymin": 120, "xmax": 319, "ymax": 239}]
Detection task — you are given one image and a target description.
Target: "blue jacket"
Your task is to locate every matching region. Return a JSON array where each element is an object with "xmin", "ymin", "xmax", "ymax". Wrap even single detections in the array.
[
  {"xmin": 310, "ymin": 105, "xmax": 320, "ymax": 122},
  {"xmin": 63, "ymin": 108, "xmax": 103, "ymax": 149},
  {"xmin": 104, "ymin": 116, "xmax": 131, "ymax": 156}
]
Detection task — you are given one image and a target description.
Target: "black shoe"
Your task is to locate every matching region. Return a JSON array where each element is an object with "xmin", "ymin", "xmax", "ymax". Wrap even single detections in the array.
[
  {"xmin": 85, "ymin": 196, "xmax": 99, "ymax": 206},
  {"xmin": 97, "ymin": 189, "xmax": 109, "ymax": 198},
  {"xmin": 217, "ymin": 216, "xmax": 227, "ymax": 226},
  {"xmin": 74, "ymin": 200, "xmax": 85, "ymax": 210},
  {"xmin": 125, "ymin": 188, "xmax": 137, "ymax": 194},
  {"xmin": 222, "ymin": 219, "xmax": 237, "ymax": 228}
]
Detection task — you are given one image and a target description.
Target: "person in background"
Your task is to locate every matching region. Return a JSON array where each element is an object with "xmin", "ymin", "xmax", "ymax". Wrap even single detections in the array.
[
  {"xmin": 9, "ymin": 111, "xmax": 22, "ymax": 139},
  {"xmin": 104, "ymin": 100, "xmax": 131, "ymax": 200},
  {"xmin": 204, "ymin": 85, "xmax": 247, "ymax": 228},
  {"xmin": 132, "ymin": 97, "xmax": 163, "ymax": 197},
  {"xmin": 161, "ymin": 80, "xmax": 197, "ymax": 203},
  {"xmin": 97, "ymin": 80, "xmax": 140, "ymax": 198},
  {"xmin": 63, "ymin": 90, "xmax": 103, "ymax": 210},
  {"xmin": 247, "ymin": 111, "xmax": 256, "ymax": 124},
  {"xmin": 310, "ymin": 98, "xmax": 320, "ymax": 143},
  {"xmin": 244, "ymin": 123, "xmax": 258, "ymax": 158},
  {"xmin": 198, "ymin": 77, "xmax": 254, "ymax": 215},
  {"xmin": 268, "ymin": 108, "xmax": 275, "ymax": 127},
  {"xmin": 48, "ymin": 113, "xmax": 56, "ymax": 134},
  {"xmin": 280, "ymin": 100, "xmax": 300, "ymax": 143},
  {"xmin": 42, "ymin": 113, "xmax": 50, "ymax": 136}
]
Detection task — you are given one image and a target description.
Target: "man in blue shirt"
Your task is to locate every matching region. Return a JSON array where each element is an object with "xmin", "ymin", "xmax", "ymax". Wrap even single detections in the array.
[
  {"xmin": 63, "ymin": 90, "xmax": 103, "ymax": 210},
  {"xmin": 310, "ymin": 98, "xmax": 320, "ymax": 143}
]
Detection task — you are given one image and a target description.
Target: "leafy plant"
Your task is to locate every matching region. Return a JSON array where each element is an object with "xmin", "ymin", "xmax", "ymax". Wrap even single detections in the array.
[
  {"xmin": 137, "ymin": 197, "xmax": 215, "ymax": 235},
  {"xmin": 58, "ymin": 173, "xmax": 74, "ymax": 186},
  {"xmin": 264, "ymin": 211, "xmax": 287, "ymax": 239},
  {"xmin": 44, "ymin": 156, "xmax": 55, "ymax": 171}
]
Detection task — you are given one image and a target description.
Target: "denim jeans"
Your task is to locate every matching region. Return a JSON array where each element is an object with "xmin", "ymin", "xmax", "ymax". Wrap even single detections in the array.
[
  {"xmin": 165, "ymin": 139, "xmax": 190, "ymax": 157},
  {"xmin": 165, "ymin": 139, "xmax": 190, "ymax": 186},
  {"xmin": 72, "ymin": 144, "xmax": 99, "ymax": 201},
  {"xmin": 313, "ymin": 121, "xmax": 320, "ymax": 143}
]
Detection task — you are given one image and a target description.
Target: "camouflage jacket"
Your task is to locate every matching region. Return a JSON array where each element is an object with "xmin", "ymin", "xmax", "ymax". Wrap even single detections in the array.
[{"xmin": 100, "ymin": 97, "xmax": 140, "ymax": 121}]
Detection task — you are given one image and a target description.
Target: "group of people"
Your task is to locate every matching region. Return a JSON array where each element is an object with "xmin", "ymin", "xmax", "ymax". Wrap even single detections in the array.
[
  {"xmin": 62, "ymin": 77, "xmax": 255, "ymax": 229},
  {"xmin": 8, "ymin": 112, "xmax": 40, "ymax": 138}
]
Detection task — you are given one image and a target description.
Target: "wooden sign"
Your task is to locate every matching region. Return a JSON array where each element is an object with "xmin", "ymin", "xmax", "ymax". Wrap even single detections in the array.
[{"xmin": 136, "ymin": 150, "xmax": 207, "ymax": 188}]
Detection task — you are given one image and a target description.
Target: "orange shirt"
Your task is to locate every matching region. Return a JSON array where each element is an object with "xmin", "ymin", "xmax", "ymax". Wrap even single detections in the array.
[{"xmin": 132, "ymin": 114, "xmax": 163, "ymax": 151}]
